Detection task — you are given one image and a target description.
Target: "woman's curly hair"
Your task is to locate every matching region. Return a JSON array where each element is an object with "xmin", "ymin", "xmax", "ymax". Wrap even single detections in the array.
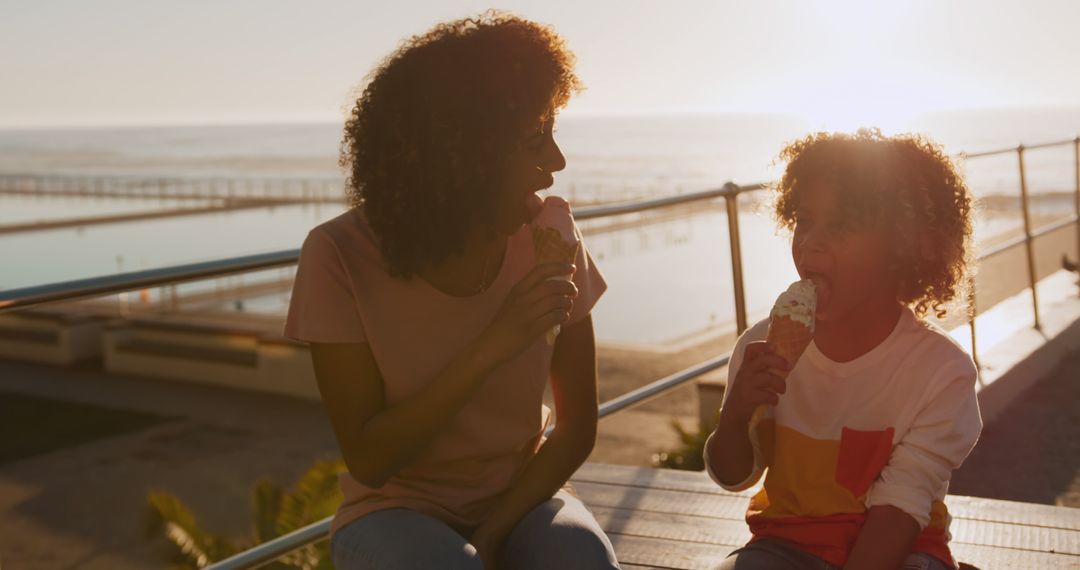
[
  {"xmin": 773, "ymin": 128, "xmax": 974, "ymax": 318},
  {"xmin": 341, "ymin": 11, "xmax": 582, "ymax": 278}
]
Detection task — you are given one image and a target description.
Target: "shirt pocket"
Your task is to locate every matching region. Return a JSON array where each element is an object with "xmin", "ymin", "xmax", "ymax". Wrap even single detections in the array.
[{"xmin": 835, "ymin": 426, "xmax": 895, "ymax": 498}]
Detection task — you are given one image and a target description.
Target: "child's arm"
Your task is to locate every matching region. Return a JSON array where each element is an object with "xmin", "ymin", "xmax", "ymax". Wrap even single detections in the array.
[
  {"xmin": 855, "ymin": 359, "xmax": 982, "ymax": 566},
  {"xmin": 705, "ymin": 340, "xmax": 789, "ymax": 488},
  {"xmin": 843, "ymin": 505, "xmax": 920, "ymax": 570}
]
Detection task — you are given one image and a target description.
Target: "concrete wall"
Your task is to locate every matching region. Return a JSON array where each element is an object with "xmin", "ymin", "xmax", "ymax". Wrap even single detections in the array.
[
  {"xmin": 0, "ymin": 314, "xmax": 103, "ymax": 365},
  {"xmin": 101, "ymin": 324, "xmax": 320, "ymax": 401}
]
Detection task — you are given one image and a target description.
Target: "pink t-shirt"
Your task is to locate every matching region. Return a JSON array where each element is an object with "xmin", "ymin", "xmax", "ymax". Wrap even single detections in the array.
[{"xmin": 284, "ymin": 207, "xmax": 606, "ymax": 536}]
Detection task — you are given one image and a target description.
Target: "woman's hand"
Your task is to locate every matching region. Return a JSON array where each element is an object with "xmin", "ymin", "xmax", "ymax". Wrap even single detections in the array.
[
  {"xmin": 719, "ymin": 341, "xmax": 790, "ymax": 426},
  {"xmin": 479, "ymin": 262, "xmax": 577, "ymax": 365}
]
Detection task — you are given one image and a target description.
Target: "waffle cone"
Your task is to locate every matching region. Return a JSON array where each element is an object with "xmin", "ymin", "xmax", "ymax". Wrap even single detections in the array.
[
  {"xmin": 765, "ymin": 315, "xmax": 814, "ymax": 378},
  {"xmin": 533, "ymin": 226, "xmax": 579, "ymax": 264},
  {"xmin": 533, "ymin": 227, "xmax": 580, "ymax": 345}
]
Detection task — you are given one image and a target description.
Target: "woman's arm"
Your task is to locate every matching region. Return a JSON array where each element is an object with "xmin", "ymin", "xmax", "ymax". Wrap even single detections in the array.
[
  {"xmin": 470, "ymin": 315, "xmax": 599, "ymax": 553},
  {"xmin": 311, "ymin": 262, "xmax": 577, "ymax": 489},
  {"xmin": 311, "ymin": 339, "xmax": 497, "ymax": 488}
]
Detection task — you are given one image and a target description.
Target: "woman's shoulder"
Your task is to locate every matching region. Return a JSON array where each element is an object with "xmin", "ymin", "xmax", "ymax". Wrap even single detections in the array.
[
  {"xmin": 304, "ymin": 207, "xmax": 381, "ymax": 260},
  {"xmin": 310, "ymin": 207, "xmax": 375, "ymax": 242}
]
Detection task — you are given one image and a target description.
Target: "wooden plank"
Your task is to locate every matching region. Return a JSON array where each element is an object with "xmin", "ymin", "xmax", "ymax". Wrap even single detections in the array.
[
  {"xmin": 606, "ymin": 534, "xmax": 729, "ymax": 570},
  {"xmin": 589, "ymin": 505, "xmax": 751, "ymax": 548},
  {"xmin": 574, "ymin": 463, "xmax": 754, "ymax": 497},
  {"xmin": 607, "ymin": 533, "xmax": 1080, "ymax": 570},
  {"xmin": 572, "ymin": 480, "xmax": 748, "ymax": 521},
  {"xmin": 574, "ymin": 464, "xmax": 1080, "ymax": 530},
  {"xmin": 951, "ymin": 519, "xmax": 1079, "ymax": 557},
  {"xmin": 945, "ymin": 495, "xmax": 1080, "ymax": 532},
  {"xmin": 574, "ymin": 481, "xmax": 1079, "ymax": 555},
  {"xmin": 949, "ymin": 543, "xmax": 1080, "ymax": 569},
  {"xmin": 587, "ymin": 502, "xmax": 1078, "ymax": 557},
  {"xmin": 574, "ymin": 464, "xmax": 1080, "ymax": 567}
]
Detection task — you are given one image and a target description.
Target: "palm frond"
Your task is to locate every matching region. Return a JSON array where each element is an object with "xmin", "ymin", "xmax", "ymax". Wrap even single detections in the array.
[
  {"xmin": 147, "ymin": 491, "xmax": 240, "ymax": 568},
  {"xmin": 252, "ymin": 479, "xmax": 285, "ymax": 543},
  {"xmin": 146, "ymin": 459, "xmax": 345, "ymax": 570},
  {"xmin": 276, "ymin": 459, "xmax": 344, "ymax": 533}
]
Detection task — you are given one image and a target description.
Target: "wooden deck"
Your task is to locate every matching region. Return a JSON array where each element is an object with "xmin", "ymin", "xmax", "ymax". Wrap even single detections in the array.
[{"xmin": 568, "ymin": 463, "xmax": 1080, "ymax": 570}]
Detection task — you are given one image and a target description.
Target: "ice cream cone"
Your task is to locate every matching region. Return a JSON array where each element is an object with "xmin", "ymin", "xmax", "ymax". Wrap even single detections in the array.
[
  {"xmin": 533, "ymin": 226, "xmax": 579, "ymax": 266},
  {"xmin": 533, "ymin": 227, "xmax": 580, "ymax": 345}
]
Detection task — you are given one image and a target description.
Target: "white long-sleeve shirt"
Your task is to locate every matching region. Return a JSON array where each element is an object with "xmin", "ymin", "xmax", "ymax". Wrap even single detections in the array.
[{"xmin": 705, "ymin": 307, "xmax": 982, "ymax": 568}]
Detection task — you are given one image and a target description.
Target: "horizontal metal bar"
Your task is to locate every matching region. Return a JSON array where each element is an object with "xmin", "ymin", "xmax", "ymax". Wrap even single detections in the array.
[
  {"xmin": 961, "ymin": 138, "xmax": 1077, "ymax": 159},
  {"xmin": 596, "ymin": 353, "xmax": 731, "ymax": 419},
  {"xmin": 205, "ymin": 350, "xmax": 733, "ymax": 570},
  {"xmin": 575, "ymin": 182, "xmax": 764, "ymax": 221},
  {"xmin": 978, "ymin": 213, "xmax": 1079, "ymax": 260},
  {"xmin": 0, "ymin": 183, "xmax": 768, "ymax": 313},
  {"xmin": 0, "ymin": 250, "xmax": 300, "ymax": 313},
  {"xmin": 205, "ymin": 519, "xmax": 330, "ymax": 570}
]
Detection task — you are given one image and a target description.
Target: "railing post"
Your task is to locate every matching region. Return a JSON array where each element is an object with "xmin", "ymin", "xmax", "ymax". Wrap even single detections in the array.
[
  {"xmin": 1074, "ymin": 136, "xmax": 1079, "ymax": 268},
  {"xmin": 1016, "ymin": 145, "xmax": 1041, "ymax": 330},
  {"xmin": 723, "ymin": 182, "xmax": 748, "ymax": 335}
]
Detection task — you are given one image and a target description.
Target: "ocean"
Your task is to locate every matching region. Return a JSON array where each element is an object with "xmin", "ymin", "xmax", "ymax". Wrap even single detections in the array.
[{"xmin": 1, "ymin": 108, "xmax": 1077, "ymax": 345}]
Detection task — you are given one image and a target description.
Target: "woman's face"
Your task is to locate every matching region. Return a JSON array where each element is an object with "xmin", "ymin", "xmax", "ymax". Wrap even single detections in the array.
[{"xmin": 490, "ymin": 116, "xmax": 566, "ymax": 235}]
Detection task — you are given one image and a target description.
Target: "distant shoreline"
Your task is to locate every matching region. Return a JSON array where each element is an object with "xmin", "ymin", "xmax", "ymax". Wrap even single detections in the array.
[{"xmin": 2, "ymin": 105, "xmax": 1079, "ymax": 133}]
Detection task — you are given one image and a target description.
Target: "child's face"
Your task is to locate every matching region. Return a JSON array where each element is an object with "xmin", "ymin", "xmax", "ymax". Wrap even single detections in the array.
[
  {"xmin": 491, "ymin": 116, "xmax": 566, "ymax": 235},
  {"xmin": 790, "ymin": 183, "xmax": 899, "ymax": 323}
]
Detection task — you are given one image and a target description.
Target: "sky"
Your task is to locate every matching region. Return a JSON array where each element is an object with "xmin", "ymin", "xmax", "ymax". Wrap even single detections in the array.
[{"xmin": 2, "ymin": 0, "xmax": 1079, "ymax": 129}]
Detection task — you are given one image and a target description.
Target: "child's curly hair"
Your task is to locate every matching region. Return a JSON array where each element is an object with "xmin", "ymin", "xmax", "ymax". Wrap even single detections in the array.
[
  {"xmin": 341, "ymin": 11, "xmax": 582, "ymax": 278},
  {"xmin": 773, "ymin": 129, "xmax": 974, "ymax": 318}
]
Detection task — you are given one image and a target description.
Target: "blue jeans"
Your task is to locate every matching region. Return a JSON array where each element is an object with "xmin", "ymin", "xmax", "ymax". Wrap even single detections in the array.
[
  {"xmin": 712, "ymin": 539, "xmax": 951, "ymax": 570},
  {"xmin": 330, "ymin": 490, "xmax": 620, "ymax": 569}
]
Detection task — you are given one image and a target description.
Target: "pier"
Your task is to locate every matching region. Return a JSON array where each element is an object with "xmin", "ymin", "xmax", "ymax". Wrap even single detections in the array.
[
  {"xmin": 0, "ymin": 199, "xmax": 328, "ymax": 235},
  {"xmin": 0, "ymin": 173, "xmax": 344, "ymax": 203}
]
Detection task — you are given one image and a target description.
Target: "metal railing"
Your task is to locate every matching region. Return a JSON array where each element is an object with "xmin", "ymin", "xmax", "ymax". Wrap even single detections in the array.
[
  {"xmin": 959, "ymin": 137, "xmax": 1080, "ymax": 333},
  {"xmin": 0, "ymin": 182, "xmax": 764, "ymax": 317},
  {"xmin": 0, "ymin": 173, "xmax": 343, "ymax": 203},
  {"xmin": 1, "ymin": 137, "xmax": 1078, "ymax": 569}
]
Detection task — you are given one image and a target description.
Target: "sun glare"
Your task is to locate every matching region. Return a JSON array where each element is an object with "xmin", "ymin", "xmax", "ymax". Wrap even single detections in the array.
[
  {"xmin": 798, "ymin": 100, "xmax": 916, "ymax": 135},
  {"xmin": 793, "ymin": 82, "xmax": 931, "ymax": 135},
  {"xmin": 780, "ymin": 2, "xmax": 955, "ymax": 136}
]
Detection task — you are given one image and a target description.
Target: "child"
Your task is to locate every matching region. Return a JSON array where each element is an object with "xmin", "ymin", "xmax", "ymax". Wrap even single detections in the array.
[{"xmin": 705, "ymin": 129, "xmax": 982, "ymax": 570}]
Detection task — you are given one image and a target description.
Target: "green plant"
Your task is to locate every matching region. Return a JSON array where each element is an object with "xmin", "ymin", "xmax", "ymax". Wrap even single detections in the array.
[
  {"xmin": 652, "ymin": 413, "xmax": 718, "ymax": 471},
  {"xmin": 146, "ymin": 459, "xmax": 344, "ymax": 569}
]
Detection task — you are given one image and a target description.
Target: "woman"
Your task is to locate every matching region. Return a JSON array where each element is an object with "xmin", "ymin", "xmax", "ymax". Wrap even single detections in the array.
[{"xmin": 284, "ymin": 12, "xmax": 618, "ymax": 570}]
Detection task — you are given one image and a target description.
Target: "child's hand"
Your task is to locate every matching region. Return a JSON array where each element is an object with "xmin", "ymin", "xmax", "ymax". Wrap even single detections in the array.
[
  {"xmin": 479, "ymin": 262, "xmax": 577, "ymax": 364},
  {"xmin": 721, "ymin": 341, "xmax": 789, "ymax": 425}
]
